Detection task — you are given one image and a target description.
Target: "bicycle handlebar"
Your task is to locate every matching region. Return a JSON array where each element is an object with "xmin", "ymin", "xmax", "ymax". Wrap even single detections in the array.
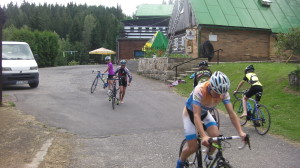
[
  {"xmin": 92, "ymin": 70, "xmax": 108, "ymax": 77},
  {"xmin": 208, "ymin": 134, "xmax": 251, "ymax": 150},
  {"xmin": 233, "ymin": 90, "xmax": 247, "ymax": 100}
]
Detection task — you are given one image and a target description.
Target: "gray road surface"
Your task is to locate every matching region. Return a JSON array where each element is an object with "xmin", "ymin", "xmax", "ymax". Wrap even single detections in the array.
[{"xmin": 4, "ymin": 65, "xmax": 300, "ymax": 168}]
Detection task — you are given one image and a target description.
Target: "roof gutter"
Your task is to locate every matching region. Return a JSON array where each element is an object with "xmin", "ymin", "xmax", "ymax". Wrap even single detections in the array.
[{"xmin": 198, "ymin": 24, "xmax": 272, "ymax": 32}]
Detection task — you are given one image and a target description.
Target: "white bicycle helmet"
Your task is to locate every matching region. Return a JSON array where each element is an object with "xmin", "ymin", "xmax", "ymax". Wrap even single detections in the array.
[
  {"xmin": 209, "ymin": 71, "xmax": 230, "ymax": 94},
  {"xmin": 120, "ymin": 59, "xmax": 126, "ymax": 65},
  {"xmin": 105, "ymin": 56, "xmax": 111, "ymax": 61}
]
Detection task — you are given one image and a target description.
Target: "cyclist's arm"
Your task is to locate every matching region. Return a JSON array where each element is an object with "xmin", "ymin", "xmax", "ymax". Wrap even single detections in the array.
[
  {"xmin": 125, "ymin": 68, "xmax": 132, "ymax": 83},
  {"xmin": 234, "ymin": 80, "xmax": 245, "ymax": 93},
  {"xmin": 192, "ymin": 104, "xmax": 210, "ymax": 146},
  {"xmin": 103, "ymin": 64, "xmax": 110, "ymax": 73},
  {"xmin": 224, "ymin": 103, "xmax": 247, "ymax": 140}
]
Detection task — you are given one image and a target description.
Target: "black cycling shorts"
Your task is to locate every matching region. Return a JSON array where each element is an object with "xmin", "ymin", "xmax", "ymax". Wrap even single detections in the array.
[
  {"xmin": 245, "ymin": 85, "xmax": 263, "ymax": 98},
  {"xmin": 119, "ymin": 78, "xmax": 127, "ymax": 87},
  {"xmin": 107, "ymin": 75, "xmax": 114, "ymax": 79}
]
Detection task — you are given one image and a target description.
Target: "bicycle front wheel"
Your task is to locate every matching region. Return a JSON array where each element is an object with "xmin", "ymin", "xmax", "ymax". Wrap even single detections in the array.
[
  {"xmin": 210, "ymin": 108, "xmax": 220, "ymax": 129},
  {"xmin": 233, "ymin": 99, "xmax": 247, "ymax": 126},
  {"xmin": 91, "ymin": 77, "xmax": 98, "ymax": 93},
  {"xmin": 254, "ymin": 104, "xmax": 271, "ymax": 135},
  {"xmin": 112, "ymin": 97, "xmax": 115, "ymax": 110},
  {"xmin": 179, "ymin": 139, "xmax": 202, "ymax": 168},
  {"xmin": 112, "ymin": 87, "xmax": 117, "ymax": 110},
  {"xmin": 216, "ymin": 160, "xmax": 232, "ymax": 168}
]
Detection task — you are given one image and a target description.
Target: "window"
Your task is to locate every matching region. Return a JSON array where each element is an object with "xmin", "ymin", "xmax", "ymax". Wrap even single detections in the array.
[
  {"xmin": 134, "ymin": 50, "xmax": 145, "ymax": 58},
  {"xmin": 130, "ymin": 27, "xmax": 134, "ymax": 32}
]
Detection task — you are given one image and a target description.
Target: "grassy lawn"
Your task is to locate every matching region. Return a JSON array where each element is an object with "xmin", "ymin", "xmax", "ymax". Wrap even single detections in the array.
[{"xmin": 174, "ymin": 62, "xmax": 300, "ymax": 142}]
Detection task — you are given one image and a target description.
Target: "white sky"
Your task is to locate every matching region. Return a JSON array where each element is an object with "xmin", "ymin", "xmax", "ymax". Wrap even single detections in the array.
[{"xmin": 0, "ymin": 0, "xmax": 165, "ymax": 16}]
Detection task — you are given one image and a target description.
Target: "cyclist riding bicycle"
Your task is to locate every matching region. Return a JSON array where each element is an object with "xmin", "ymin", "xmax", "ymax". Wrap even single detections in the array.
[
  {"xmin": 193, "ymin": 61, "xmax": 212, "ymax": 87},
  {"xmin": 176, "ymin": 71, "xmax": 247, "ymax": 168},
  {"xmin": 233, "ymin": 65, "xmax": 263, "ymax": 119},
  {"xmin": 114, "ymin": 60, "xmax": 132, "ymax": 104},
  {"xmin": 103, "ymin": 56, "xmax": 114, "ymax": 95}
]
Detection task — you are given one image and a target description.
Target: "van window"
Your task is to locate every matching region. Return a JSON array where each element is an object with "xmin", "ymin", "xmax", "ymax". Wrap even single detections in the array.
[{"xmin": 2, "ymin": 44, "xmax": 34, "ymax": 60}]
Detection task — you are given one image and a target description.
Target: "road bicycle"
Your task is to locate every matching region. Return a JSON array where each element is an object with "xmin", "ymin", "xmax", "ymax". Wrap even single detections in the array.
[
  {"xmin": 233, "ymin": 91, "xmax": 271, "ymax": 135},
  {"xmin": 179, "ymin": 134, "xmax": 250, "ymax": 168},
  {"xmin": 90, "ymin": 70, "xmax": 108, "ymax": 93}
]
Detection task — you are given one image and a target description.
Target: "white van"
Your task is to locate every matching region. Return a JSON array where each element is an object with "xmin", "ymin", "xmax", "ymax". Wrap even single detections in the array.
[{"xmin": 2, "ymin": 41, "xmax": 39, "ymax": 88}]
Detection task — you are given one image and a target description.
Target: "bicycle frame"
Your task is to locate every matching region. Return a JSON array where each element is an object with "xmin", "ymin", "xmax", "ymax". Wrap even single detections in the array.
[
  {"xmin": 247, "ymin": 98, "xmax": 260, "ymax": 121},
  {"xmin": 97, "ymin": 71, "xmax": 107, "ymax": 84},
  {"xmin": 234, "ymin": 92, "xmax": 264, "ymax": 123},
  {"xmin": 207, "ymin": 142, "xmax": 225, "ymax": 168}
]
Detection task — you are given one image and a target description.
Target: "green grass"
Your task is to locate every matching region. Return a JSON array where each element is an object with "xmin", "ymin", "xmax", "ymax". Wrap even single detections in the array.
[{"xmin": 174, "ymin": 62, "xmax": 300, "ymax": 142}]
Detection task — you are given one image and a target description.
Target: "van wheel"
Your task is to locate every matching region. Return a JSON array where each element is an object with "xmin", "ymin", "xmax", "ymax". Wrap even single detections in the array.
[{"xmin": 29, "ymin": 82, "xmax": 39, "ymax": 88}]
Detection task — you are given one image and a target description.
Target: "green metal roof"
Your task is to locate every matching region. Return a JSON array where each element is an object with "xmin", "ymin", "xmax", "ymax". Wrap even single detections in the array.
[
  {"xmin": 190, "ymin": 0, "xmax": 300, "ymax": 33},
  {"xmin": 135, "ymin": 4, "xmax": 174, "ymax": 17}
]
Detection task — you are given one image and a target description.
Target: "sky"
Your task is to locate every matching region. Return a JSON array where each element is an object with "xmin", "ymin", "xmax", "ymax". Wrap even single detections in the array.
[{"xmin": 0, "ymin": 0, "xmax": 165, "ymax": 16}]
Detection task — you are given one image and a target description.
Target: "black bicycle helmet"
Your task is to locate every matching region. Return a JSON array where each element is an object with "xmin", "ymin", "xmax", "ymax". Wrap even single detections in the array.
[
  {"xmin": 199, "ymin": 61, "xmax": 208, "ymax": 67},
  {"xmin": 245, "ymin": 65, "xmax": 255, "ymax": 74}
]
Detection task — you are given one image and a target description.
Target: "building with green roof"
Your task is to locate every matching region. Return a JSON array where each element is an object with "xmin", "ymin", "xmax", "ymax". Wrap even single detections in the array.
[
  {"xmin": 117, "ymin": 4, "xmax": 173, "ymax": 60},
  {"xmin": 135, "ymin": 4, "xmax": 174, "ymax": 18},
  {"xmin": 168, "ymin": 0, "xmax": 300, "ymax": 61}
]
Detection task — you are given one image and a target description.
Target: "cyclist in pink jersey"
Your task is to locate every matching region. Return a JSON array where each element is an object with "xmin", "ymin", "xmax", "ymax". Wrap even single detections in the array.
[{"xmin": 103, "ymin": 56, "xmax": 114, "ymax": 94}]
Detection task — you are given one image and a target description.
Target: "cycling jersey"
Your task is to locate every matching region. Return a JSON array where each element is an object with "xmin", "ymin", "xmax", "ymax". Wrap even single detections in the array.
[
  {"xmin": 107, "ymin": 62, "xmax": 114, "ymax": 75},
  {"xmin": 243, "ymin": 72, "xmax": 262, "ymax": 86},
  {"xmin": 195, "ymin": 70, "xmax": 212, "ymax": 78},
  {"xmin": 114, "ymin": 66, "xmax": 132, "ymax": 83},
  {"xmin": 186, "ymin": 81, "xmax": 231, "ymax": 117}
]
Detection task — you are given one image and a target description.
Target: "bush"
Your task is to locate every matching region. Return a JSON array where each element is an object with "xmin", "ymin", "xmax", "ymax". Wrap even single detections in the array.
[
  {"xmin": 3, "ymin": 26, "xmax": 59, "ymax": 67},
  {"xmin": 275, "ymin": 28, "xmax": 300, "ymax": 59},
  {"xmin": 68, "ymin": 60, "xmax": 79, "ymax": 66}
]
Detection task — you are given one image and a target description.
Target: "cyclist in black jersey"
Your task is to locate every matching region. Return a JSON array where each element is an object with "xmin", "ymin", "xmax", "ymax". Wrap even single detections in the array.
[
  {"xmin": 193, "ymin": 61, "xmax": 212, "ymax": 87},
  {"xmin": 114, "ymin": 60, "xmax": 132, "ymax": 104},
  {"xmin": 233, "ymin": 65, "xmax": 263, "ymax": 119}
]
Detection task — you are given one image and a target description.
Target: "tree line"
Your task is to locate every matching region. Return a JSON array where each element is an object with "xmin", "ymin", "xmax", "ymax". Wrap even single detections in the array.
[{"xmin": 1, "ymin": 1, "xmax": 128, "ymax": 67}]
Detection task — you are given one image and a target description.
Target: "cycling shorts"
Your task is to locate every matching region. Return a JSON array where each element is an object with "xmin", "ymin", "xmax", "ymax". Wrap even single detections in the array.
[
  {"xmin": 119, "ymin": 78, "xmax": 127, "ymax": 87},
  {"xmin": 107, "ymin": 75, "xmax": 114, "ymax": 79},
  {"xmin": 183, "ymin": 107, "xmax": 218, "ymax": 140},
  {"xmin": 245, "ymin": 85, "xmax": 263, "ymax": 98}
]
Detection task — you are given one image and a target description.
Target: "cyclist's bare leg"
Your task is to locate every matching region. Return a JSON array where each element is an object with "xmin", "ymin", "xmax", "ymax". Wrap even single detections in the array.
[
  {"xmin": 179, "ymin": 139, "xmax": 198, "ymax": 162},
  {"xmin": 206, "ymin": 125, "xmax": 219, "ymax": 155},
  {"xmin": 107, "ymin": 79, "xmax": 113, "ymax": 90},
  {"xmin": 119, "ymin": 86, "xmax": 124, "ymax": 102},
  {"xmin": 240, "ymin": 95, "xmax": 249, "ymax": 118},
  {"xmin": 121, "ymin": 87, "xmax": 127, "ymax": 103}
]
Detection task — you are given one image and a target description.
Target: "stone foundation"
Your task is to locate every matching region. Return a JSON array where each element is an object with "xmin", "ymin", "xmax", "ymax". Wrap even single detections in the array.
[{"xmin": 137, "ymin": 57, "xmax": 207, "ymax": 81}]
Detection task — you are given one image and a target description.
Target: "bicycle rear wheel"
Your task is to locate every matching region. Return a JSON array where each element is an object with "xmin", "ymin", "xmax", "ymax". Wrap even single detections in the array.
[
  {"xmin": 254, "ymin": 104, "xmax": 271, "ymax": 135},
  {"xmin": 210, "ymin": 108, "xmax": 220, "ymax": 129},
  {"xmin": 233, "ymin": 99, "xmax": 247, "ymax": 126},
  {"xmin": 179, "ymin": 139, "xmax": 202, "ymax": 168},
  {"xmin": 91, "ymin": 77, "xmax": 98, "ymax": 93}
]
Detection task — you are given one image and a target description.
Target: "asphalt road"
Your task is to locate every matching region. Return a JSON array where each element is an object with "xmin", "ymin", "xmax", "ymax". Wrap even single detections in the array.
[{"xmin": 3, "ymin": 65, "xmax": 300, "ymax": 168}]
